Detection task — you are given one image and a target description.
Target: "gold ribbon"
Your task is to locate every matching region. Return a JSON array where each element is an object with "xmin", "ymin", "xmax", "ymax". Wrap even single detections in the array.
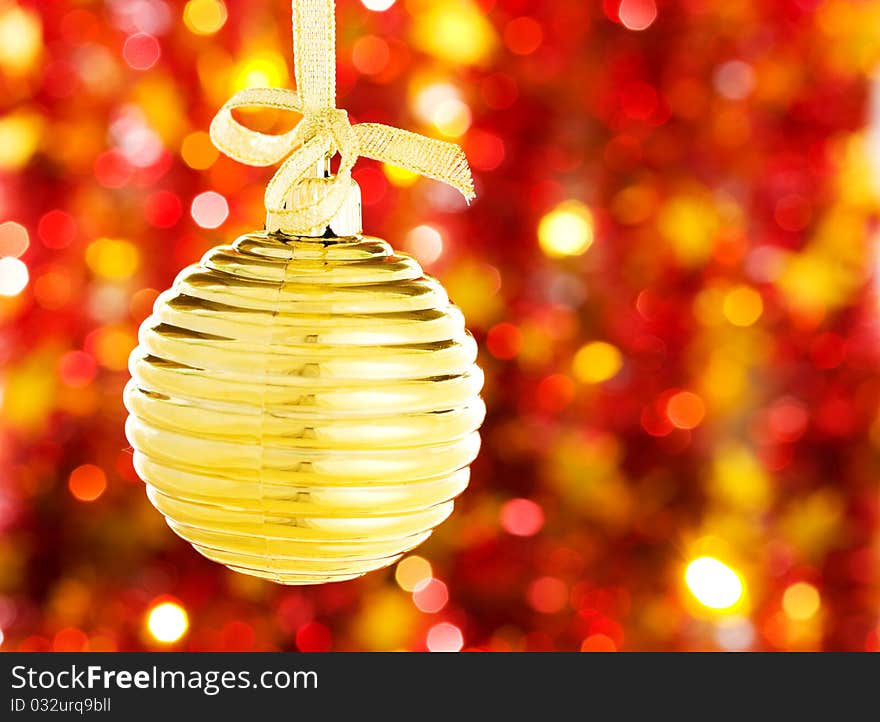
[{"xmin": 209, "ymin": 0, "xmax": 475, "ymax": 234}]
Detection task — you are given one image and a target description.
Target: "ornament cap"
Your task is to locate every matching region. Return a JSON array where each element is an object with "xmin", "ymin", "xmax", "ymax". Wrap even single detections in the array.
[{"xmin": 266, "ymin": 159, "xmax": 363, "ymax": 238}]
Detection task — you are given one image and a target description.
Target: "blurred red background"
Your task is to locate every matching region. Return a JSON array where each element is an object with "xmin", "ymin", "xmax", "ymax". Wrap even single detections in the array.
[{"xmin": 1, "ymin": 0, "xmax": 879, "ymax": 651}]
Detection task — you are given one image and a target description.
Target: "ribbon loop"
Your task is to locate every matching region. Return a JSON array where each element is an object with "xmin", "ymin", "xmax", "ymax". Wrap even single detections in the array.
[
  {"xmin": 209, "ymin": 0, "xmax": 475, "ymax": 235},
  {"xmin": 209, "ymin": 88, "xmax": 305, "ymax": 167}
]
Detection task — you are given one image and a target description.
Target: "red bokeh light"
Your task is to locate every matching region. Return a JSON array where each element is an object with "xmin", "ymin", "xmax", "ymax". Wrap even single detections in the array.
[
  {"xmin": 500, "ymin": 498, "xmax": 545, "ymax": 537},
  {"xmin": 295, "ymin": 621, "xmax": 332, "ymax": 652},
  {"xmin": 38, "ymin": 210, "xmax": 77, "ymax": 249},
  {"xmin": 145, "ymin": 190, "xmax": 183, "ymax": 229}
]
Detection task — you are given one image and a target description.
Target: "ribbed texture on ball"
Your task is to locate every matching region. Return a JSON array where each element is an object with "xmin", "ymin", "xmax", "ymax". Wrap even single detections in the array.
[{"xmin": 124, "ymin": 231, "xmax": 484, "ymax": 584}]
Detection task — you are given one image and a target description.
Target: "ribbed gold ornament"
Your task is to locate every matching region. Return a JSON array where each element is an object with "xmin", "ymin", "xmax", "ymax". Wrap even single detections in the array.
[
  {"xmin": 126, "ymin": 0, "xmax": 485, "ymax": 584},
  {"xmin": 124, "ymin": 206, "xmax": 484, "ymax": 584}
]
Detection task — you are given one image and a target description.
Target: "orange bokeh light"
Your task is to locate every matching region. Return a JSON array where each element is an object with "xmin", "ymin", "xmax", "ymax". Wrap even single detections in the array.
[
  {"xmin": 666, "ymin": 391, "xmax": 706, "ymax": 430},
  {"xmin": 68, "ymin": 464, "xmax": 107, "ymax": 502},
  {"xmin": 581, "ymin": 633, "xmax": 617, "ymax": 652}
]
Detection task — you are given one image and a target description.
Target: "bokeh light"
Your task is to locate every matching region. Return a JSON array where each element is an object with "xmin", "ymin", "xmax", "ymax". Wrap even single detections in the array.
[
  {"xmin": 352, "ymin": 35, "xmax": 390, "ymax": 76},
  {"xmin": 666, "ymin": 391, "xmax": 706, "ymax": 430},
  {"xmin": 183, "ymin": 0, "xmax": 227, "ymax": 36},
  {"xmin": 617, "ymin": 0, "xmax": 658, "ymax": 31},
  {"xmin": 723, "ymin": 286, "xmax": 764, "ymax": 327},
  {"xmin": 181, "ymin": 131, "xmax": 219, "ymax": 170},
  {"xmin": 232, "ymin": 51, "xmax": 288, "ymax": 90},
  {"xmin": 426, "ymin": 622, "xmax": 463, "ymax": 652},
  {"xmin": 146, "ymin": 601, "xmax": 189, "ymax": 644},
  {"xmin": 68, "ymin": 465, "xmax": 107, "ymax": 503},
  {"xmin": 38, "ymin": 210, "xmax": 76, "ymax": 249},
  {"xmin": 411, "ymin": 0, "xmax": 495, "ymax": 66},
  {"xmin": 0, "ymin": 5, "xmax": 42, "ymax": 74},
  {"xmin": 145, "ymin": 191, "xmax": 184, "ymax": 229},
  {"xmin": 191, "ymin": 191, "xmax": 229, "ymax": 229},
  {"xmin": 714, "ymin": 61, "xmax": 755, "ymax": 101},
  {"xmin": 504, "ymin": 17, "xmax": 543, "ymax": 56},
  {"xmin": 714, "ymin": 617, "xmax": 755, "ymax": 651},
  {"xmin": 581, "ymin": 634, "xmax": 617, "ymax": 652},
  {"xmin": 0, "ymin": 222, "xmax": 29, "ymax": 258},
  {"xmin": 685, "ymin": 557, "xmax": 744, "ymax": 611},
  {"xmin": 404, "ymin": 225, "xmax": 444, "ymax": 264},
  {"xmin": 59, "ymin": 351, "xmax": 98, "ymax": 389},
  {"xmin": 395, "ymin": 556, "xmax": 432, "ymax": 592},
  {"xmin": 538, "ymin": 201, "xmax": 594, "ymax": 258},
  {"xmin": 412, "ymin": 578, "xmax": 449, "ymax": 613},
  {"xmin": 486, "ymin": 322, "xmax": 522, "ymax": 360},
  {"xmin": 412, "ymin": 81, "xmax": 473, "ymax": 138},
  {"xmin": 296, "ymin": 621, "xmax": 332, "ymax": 652},
  {"xmin": 500, "ymin": 498, "xmax": 544, "ymax": 537},
  {"xmin": 782, "ymin": 583, "xmax": 821, "ymax": 621},
  {"xmin": 362, "ymin": 0, "xmax": 395, "ymax": 10},
  {"xmin": 123, "ymin": 33, "xmax": 161, "ymax": 71},
  {"xmin": 85, "ymin": 238, "xmax": 140, "ymax": 281},
  {"xmin": 572, "ymin": 341, "xmax": 623, "ymax": 384},
  {"xmin": 0, "ymin": 257, "xmax": 29, "ymax": 297},
  {"xmin": 384, "ymin": 163, "xmax": 419, "ymax": 188},
  {"xmin": 528, "ymin": 577, "xmax": 568, "ymax": 614}
]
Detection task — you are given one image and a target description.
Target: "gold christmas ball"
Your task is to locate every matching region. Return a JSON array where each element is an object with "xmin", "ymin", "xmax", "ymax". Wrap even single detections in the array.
[{"xmin": 124, "ymin": 222, "xmax": 484, "ymax": 584}]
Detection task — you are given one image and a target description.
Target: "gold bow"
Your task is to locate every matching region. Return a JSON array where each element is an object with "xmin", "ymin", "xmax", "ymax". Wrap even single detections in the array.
[{"xmin": 209, "ymin": 0, "xmax": 475, "ymax": 234}]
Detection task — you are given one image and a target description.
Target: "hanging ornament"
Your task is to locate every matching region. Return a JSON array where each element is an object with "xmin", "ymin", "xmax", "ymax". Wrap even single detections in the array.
[{"xmin": 124, "ymin": 0, "xmax": 485, "ymax": 584}]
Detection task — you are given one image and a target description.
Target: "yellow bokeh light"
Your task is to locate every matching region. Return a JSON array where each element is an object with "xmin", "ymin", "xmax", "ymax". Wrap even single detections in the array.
[
  {"xmin": 442, "ymin": 261, "xmax": 502, "ymax": 327},
  {"xmin": 572, "ymin": 341, "xmax": 623, "ymax": 384},
  {"xmin": 232, "ymin": 52, "xmax": 288, "ymax": 91},
  {"xmin": 395, "ymin": 555, "xmax": 432, "ymax": 592},
  {"xmin": 702, "ymin": 352, "xmax": 747, "ymax": 409},
  {"xmin": 710, "ymin": 444, "xmax": 771, "ymax": 511},
  {"xmin": 657, "ymin": 196, "xmax": 719, "ymax": 267},
  {"xmin": 410, "ymin": 0, "xmax": 496, "ymax": 66},
  {"xmin": 723, "ymin": 285, "xmax": 764, "ymax": 327},
  {"xmin": 183, "ymin": 0, "xmax": 228, "ymax": 36},
  {"xmin": 776, "ymin": 202, "xmax": 866, "ymax": 318},
  {"xmin": 538, "ymin": 201, "xmax": 594, "ymax": 258},
  {"xmin": 685, "ymin": 556, "xmax": 744, "ymax": 610},
  {"xmin": 352, "ymin": 589, "xmax": 417, "ymax": 650},
  {"xmin": 0, "ymin": 5, "xmax": 42, "ymax": 75},
  {"xmin": 85, "ymin": 238, "xmax": 140, "ymax": 281},
  {"xmin": 0, "ymin": 110, "xmax": 44, "ymax": 171},
  {"xmin": 146, "ymin": 601, "xmax": 189, "ymax": 644},
  {"xmin": 383, "ymin": 163, "xmax": 419, "ymax": 187},
  {"xmin": 779, "ymin": 489, "xmax": 844, "ymax": 560},
  {"xmin": 2, "ymin": 355, "xmax": 56, "ymax": 433},
  {"xmin": 181, "ymin": 131, "xmax": 219, "ymax": 170},
  {"xmin": 782, "ymin": 582, "xmax": 820, "ymax": 621}
]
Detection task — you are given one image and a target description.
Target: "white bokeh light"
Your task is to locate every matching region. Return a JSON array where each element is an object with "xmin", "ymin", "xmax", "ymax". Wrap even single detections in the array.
[
  {"xmin": 147, "ymin": 601, "xmax": 188, "ymax": 643},
  {"xmin": 361, "ymin": 0, "xmax": 396, "ymax": 10},
  {"xmin": 426, "ymin": 622, "xmax": 463, "ymax": 652},
  {"xmin": 0, "ymin": 257, "xmax": 29, "ymax": 297},
  {"xmin": 191, "ymin": 191, "xmax": 229, "ymax": 229},
  {"xmin": 685, "ymin": 557, "xmax": 744, "ymax": 610},
  {"xmin": 405, "ymin": 225, "xmax": 444, "ymax": 264}
]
